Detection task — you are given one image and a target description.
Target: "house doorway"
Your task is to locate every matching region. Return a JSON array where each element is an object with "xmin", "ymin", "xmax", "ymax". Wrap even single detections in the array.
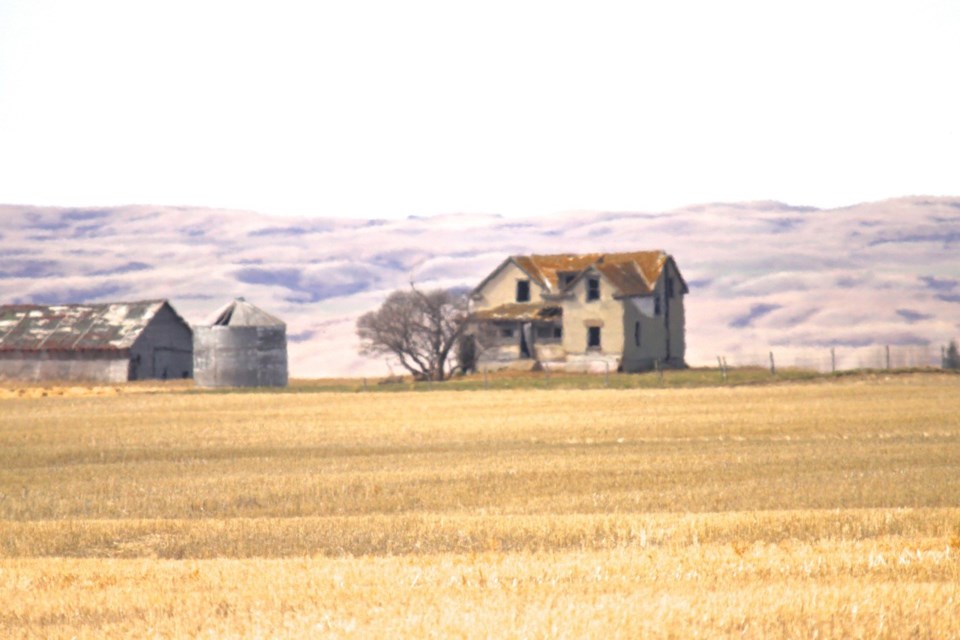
[{"xmin": 519, "ymin": 323, "xmax": 533, "ymax": 359}]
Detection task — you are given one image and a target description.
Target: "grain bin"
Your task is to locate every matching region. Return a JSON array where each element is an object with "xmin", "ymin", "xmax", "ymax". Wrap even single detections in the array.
[{"xmin": 193, "ymin": 298, "xmax": 288, "ymax": 387}]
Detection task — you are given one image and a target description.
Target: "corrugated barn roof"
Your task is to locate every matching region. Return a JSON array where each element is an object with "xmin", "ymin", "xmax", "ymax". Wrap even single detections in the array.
[{"xmin": 0, "ymin": 300, "xmax": 177, "ymax": 352}]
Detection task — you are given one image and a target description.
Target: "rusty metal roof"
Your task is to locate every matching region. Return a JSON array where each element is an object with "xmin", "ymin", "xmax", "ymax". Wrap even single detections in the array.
[
  {"xmin": 510, "ymin": 251, "xmax": 672, "ymax": 296},
  {"xmin": 0, "ymin": 300, "xmax": 178, "ymax": 352},
  {"xmin": 471, "ymin": 303, "xmax": 562, "ymax": 322}
]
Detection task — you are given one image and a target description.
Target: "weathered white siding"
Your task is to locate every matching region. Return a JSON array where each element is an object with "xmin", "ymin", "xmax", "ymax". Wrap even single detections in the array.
[
  {"xmin": 472, "ymin": 261, "xmax": 546, "ymax": 308},
  {"xmin": 621, "ymin": 260, "xmax": 686, "ymax": 371},
  {"xmin": 561, "ymin": 271, "xmax": 624, "ymax": 370},
  {"xmin": 0, "ymin": 351, "xmax": 130, "ymax": 382}
]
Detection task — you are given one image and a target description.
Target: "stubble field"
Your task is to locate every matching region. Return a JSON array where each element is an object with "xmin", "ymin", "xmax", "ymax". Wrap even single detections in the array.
[{"xmin": 1, "ymin": 373, "xmax": 959, "ymax": 638}]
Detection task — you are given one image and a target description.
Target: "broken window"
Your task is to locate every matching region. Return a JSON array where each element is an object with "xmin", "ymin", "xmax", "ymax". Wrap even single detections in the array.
[
  {"xmin": 500, "ymin": 327, "xmax": 515, "ymax": 338},
  {"xmin": 554, "ymin": 326, "xmax": 563, "ymax": 339},
  {"xmin": 587, "ymin": 278, "xmax": 600, "ymax": 302},
  {"xmin": 587, "ymin": 326, "xmax": 601, "ymax": 349},
  {"xmin": 559, "ymin": 272, "xmax": 577, "ymax": 288},
  {"xmin": 516, "ymin": 280, "xmax": 531, "ymax": 303}
]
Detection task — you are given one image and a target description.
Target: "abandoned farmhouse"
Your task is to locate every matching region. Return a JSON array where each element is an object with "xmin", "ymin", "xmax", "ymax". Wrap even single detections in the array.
[
  {"xmin": 469, "ymin": 251, "xmax": 687, "ymax": 372},
  {"xmin": 0, "ymin": 298, "xmax": 288, "ymax": 386}
]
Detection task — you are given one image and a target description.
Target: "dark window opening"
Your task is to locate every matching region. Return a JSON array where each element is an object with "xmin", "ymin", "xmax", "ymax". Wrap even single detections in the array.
[
  {"xmin": 535, "ymin": 325, "xmax": 564, "ymax": 340},
  {"xmin": 500, "ymin": 327, "xmax": 515, "ymax": 338},
  {"xmin": 587, "ymin": 326, "xmax": 601, "ymax": 349},
  {"xmin": 634, "ymin": 321, "xmax": 641, "ymax": 347},
  {"xmin": 560, "ymin": 272, "xmax": 577, "ymax": 288},
  {"xmin": 516, "ymin": 280, "xmax": 531, "ymax": 302},
  {"xmin": 666, "ymin": 277, "xmax": 675, "ymax": 299},
  {"xmin": 587, "ymin": 278, "xmax": 600, "ymax": 302},
  {"xmin": 655, "ymin": 296, "xmax": 662, "ymax": 316}
]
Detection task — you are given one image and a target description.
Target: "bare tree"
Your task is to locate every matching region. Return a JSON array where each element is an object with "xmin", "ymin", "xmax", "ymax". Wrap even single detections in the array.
[{"xmin": 357, "ymin": 286, "xmax": 469, "ymax": 381}]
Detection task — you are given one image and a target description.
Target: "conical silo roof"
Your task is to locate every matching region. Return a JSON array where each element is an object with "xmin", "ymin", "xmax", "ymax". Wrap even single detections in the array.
[{"xmin": 203, "ymin": 298, "xmax": 285, "ymax": 327}]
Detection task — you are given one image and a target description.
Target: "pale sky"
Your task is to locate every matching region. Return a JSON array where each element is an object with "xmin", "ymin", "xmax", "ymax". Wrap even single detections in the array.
[{"xmin": 0, "ymin": 0, "xmax": 957, "ymax": 219}]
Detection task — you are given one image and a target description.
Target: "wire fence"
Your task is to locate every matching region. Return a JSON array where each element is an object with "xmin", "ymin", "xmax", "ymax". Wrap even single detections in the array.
[
  {"xmin": 353, "ymin": 343, "xmax": 957, "ymax": 392},
  {"xmin": 714, "ymin": 344, "xmax": 949, "ymax": 374}
]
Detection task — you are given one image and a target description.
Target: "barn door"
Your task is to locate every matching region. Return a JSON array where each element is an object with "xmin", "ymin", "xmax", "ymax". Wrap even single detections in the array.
[{"xmin": 152, "ymin": 347, "xmax": 191, "ymax": 380}]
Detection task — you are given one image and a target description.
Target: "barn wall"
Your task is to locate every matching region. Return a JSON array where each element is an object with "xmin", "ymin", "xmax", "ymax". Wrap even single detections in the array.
[
  {"xmin": 0, "ymin": 351, "xmax": 130, "ymax": 383},
  {"xmin": 193, "ymin": 326, "xmax": 288, "ymax": 387},
  {"xmin": 129, "ymin": 304, "xmax": 194, "ymax": 380}
]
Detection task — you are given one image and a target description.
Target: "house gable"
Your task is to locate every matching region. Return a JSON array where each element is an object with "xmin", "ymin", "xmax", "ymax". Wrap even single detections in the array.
[
  {"xmin": 661, "ymin": 256, "xmax": 689, "ymax": 297},
  {"xmin": 471, "ymin": 258, "xmax": 549, "ymax": 309},
  {"xmin": 560, "ymin": 265, "xmax": 627, "ymax": 357}
]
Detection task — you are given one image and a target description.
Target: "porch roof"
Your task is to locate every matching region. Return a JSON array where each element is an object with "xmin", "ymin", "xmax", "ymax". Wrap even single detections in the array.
[{"xmin": 471, "ymin": 303, "xmax": 562, "ymax": 322}]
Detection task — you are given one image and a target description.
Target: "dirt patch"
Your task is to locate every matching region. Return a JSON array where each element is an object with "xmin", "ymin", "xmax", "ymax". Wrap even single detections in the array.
[
  {"xmin": 0, "ymin": 385, "xmax": 121, "ymax": 400},
  {"xmin": 0, "ymin": 379, "xmax": 194, "ymax": 400}
]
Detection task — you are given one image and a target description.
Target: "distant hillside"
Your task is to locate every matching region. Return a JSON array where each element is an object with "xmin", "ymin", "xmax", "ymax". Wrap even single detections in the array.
[{"xmin": 1, "ymin": 197, "xmax": 958, "ymax": 377}]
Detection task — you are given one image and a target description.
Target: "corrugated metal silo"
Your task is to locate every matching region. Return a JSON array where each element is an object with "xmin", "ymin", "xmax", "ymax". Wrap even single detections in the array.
[{"xmin": 193, "ymin": 298, "xmax": 288, "ymax": 387}]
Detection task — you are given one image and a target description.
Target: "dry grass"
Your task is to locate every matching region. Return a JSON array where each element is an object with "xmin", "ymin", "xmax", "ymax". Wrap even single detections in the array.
[{"xmin": 1, "ymin": 373, "xmax": 959, "ymax": 637}]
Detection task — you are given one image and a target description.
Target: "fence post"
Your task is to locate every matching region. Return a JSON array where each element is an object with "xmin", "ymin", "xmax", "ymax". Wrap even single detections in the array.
[
  {"xmin": 544, "ymin": 363, "xmax": 550, "ymax": 386},
  {"xmin": 604, "ymin": 361, "xmax": 610, "ymax": 387},
  {"xmin": 363, "ymin": 377, "xmax": 368, "ymax": 392},
  {"xmin": 830, "ymin": 348, "xmax": 836, "ymax": 374},
  {"xmin": 769, "ymin": 351, "xmax": 776, "ymax": 376},
  {"xmin": 943, "ymin": 345, "xmax": 948, "ymax": 369},
  {"xmin": 885, "ymin": 345, "xmax": 891, "ymax": 370},
  {"xmin": 717, "ymin": 356, "xmax": 727, "ymax": 382},
  {"xmin": 483, "ymin": 367, "xmax": 489, "ymax": 389}
]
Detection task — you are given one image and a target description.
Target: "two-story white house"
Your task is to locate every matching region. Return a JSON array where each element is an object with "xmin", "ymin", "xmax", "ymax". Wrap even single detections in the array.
[{"xmin": 468, "ymin": 251, "xmax": 687, "ymax": 372}]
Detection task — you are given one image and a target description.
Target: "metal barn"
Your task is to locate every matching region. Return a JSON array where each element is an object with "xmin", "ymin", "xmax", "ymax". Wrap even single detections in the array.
[
  {"xmin": 0, "ymin": 300, "xmax": 193, "ymax": 383},
  {"xmin": 192, "ymin": 298, "xmax": 288, "ymax": 388}
]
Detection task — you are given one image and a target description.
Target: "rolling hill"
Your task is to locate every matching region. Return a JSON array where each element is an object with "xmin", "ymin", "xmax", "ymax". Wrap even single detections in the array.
[{"xmin": 1, "ymin": 197, "xmax": 958, "ymax": 377}]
